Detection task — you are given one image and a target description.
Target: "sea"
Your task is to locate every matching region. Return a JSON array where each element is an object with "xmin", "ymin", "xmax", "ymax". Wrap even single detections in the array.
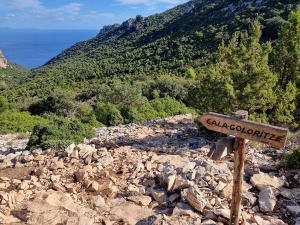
[{"xmin": 0, "ymin": 28, "xmax": 99, "ymax": 69}]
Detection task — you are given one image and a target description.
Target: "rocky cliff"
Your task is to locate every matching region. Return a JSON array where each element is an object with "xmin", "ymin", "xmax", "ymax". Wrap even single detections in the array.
[{"xmin": 0, "ymin": 50, "xmax": 9, "ymax": 69}]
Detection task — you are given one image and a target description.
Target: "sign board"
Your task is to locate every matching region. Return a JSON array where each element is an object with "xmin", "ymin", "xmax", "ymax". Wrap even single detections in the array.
[{"xmin": 198, "ymin": 112, "xmax": 288, "ymax": 149}]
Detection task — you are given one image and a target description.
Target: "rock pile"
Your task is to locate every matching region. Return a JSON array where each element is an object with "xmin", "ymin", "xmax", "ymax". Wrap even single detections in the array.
[{"xmin": 0, "ymin": 114, "xmax": 299, "ymax": 224}]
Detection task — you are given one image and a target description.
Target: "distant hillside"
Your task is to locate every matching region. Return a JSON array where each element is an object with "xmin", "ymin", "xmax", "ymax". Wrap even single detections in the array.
[
  {"xmin": 0, "ymin": 50, "xmax": 30, "ymax": 90},
  {"xmin": 2, "ymin": 0, "xmax": 299, "ymax": 114}
]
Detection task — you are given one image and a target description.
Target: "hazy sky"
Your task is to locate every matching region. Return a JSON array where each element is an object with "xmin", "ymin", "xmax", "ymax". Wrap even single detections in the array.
[{"xmin": 0, "ymin": 0, "xmax": 189, "ymax": 30}]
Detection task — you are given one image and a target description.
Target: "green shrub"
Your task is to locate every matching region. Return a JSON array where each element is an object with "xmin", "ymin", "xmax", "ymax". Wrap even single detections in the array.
[
  {"xmin": 28, "ymin": 89, "xmax": 76, "ymax": 117},
  {"xmin": 94, "ymin": 98, "xmax": 192, "ymax": 126},
  {"xmin": 122, "ymin": 107, "xmax": 148, "ymax": 124},
  {"xmin": 135, "ymin": 104, "xmax": 157, "ymax": 121},
  {"xmin": 150, "ymin": 97, "xmax": 190, "ymax": 118},
  {"xmin": 81, "ymin": 114, "xmax": 104, "ymax": 128},
  {"xmin": 75, "ymin": 104, "xmax": 93, "ymax": 118},
  {"xmin": 0, "ymin": 96, "xmax": 9, "ymax": 113},
  {"xmin": 142, "ymin": 76, "xmax": 188, "ymax": 102},
  {"xmin": 94, "ymin": 103, "xmax": 124, "ymax": 126},
  {"xmin": 75, "ymin": 105, "xmax": 103, "ymax": 127},
  {"xmin": 26, "ymin": 115, "xmax": 95, "ymax": 151},
  {"xmin": 0, "ymin": 109, "xmax": 49, "ymax": 134},
  {"xmin": 285, "ymin": 147, "xmax": 300, "ymax": 169},
  {"xmin": 185, "ymin": 68, "xmax": 196, "ymax": 80}
]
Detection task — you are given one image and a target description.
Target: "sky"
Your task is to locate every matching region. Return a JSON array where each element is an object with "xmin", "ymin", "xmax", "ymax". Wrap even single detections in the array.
[{"xmin": 0, "ymin": 0, "xmax": 189, "ymax": 30}]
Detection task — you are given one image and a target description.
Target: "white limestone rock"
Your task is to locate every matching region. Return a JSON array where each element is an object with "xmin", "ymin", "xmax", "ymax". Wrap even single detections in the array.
[
  {"xmin": 259, "ymin": 186, "xmax": 277, "ymax": 212},
  {"xmin": 186, "ymin": 186, "xmax": 207, "ymax": 212}
]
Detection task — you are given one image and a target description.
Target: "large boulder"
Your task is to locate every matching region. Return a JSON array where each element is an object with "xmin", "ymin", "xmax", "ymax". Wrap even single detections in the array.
[
  {"xmin": 259, "ymin": 186, "xmax": 277, "ymax": 212},
  {"xmin": 250, "ymin": 173, "xmax": 285, "ymax": 190},
  {"xmin": 25, "ymin": 190, "xmax": 96, "ymax": 225},
  {"xmin": 186, "ymin": 186, "xmax": 207, "ymax": 212},
  {"xmin": 110, "ymin": 199, "xmax": 155, "ymax": 225}
]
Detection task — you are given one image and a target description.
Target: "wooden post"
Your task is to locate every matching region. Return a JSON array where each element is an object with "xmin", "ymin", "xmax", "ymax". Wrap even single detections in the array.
[
  {"xmin": 198, "ymin": 111, "xmax": 288, "ymax": 223},
  {"xmin": 230, "ymin": 110, "xmax": 248, "ymax": 225}
]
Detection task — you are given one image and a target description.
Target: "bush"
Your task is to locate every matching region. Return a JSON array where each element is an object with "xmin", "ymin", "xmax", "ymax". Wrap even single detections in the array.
[
  {"xmin": 185, "ymin": 68, "xmax": 196, "ymax": 80},
  {"xmin": 95, "ymin": 98, "xmax": 192, "ymax": 126},
  {"xmin": 0, "ymin": 96, "xmax": 8, "ymax": 113},
  {"xmin": 149, "ymin": 97, "xmax": 190, "ymax": 118},
  {"xmin": 28, "ymin": 89, "xmax": 76, "ymax": 117},
  {"xmin": 26, "ymin": 115, "xmax": 95, "ymax": 151},
  {"xmin": 81, "ymin": 114, "xmax": 104, "ymax": 127},
  {"xmin": 75, "ymin": 105, "xmax": 103, "ymax": 127},
  {"xmin": 135, "ymin": 104, "xmax": 157, "ymax": 121},
  {"xmin": 75, "ymin": 104, "xmax": 93, "ymax": 118},
  {"xmin": 89, "ymin": 80, "xmax": 147, "ymax": 108},
  {"xmin": 122, "ymin": 107, "xmax": 148, "ymax": 124},
  {"xmin": 0, "ymin": 109, "xmax": 49, "ymax": 134},
  {"xmin": 94, "ymin": 103, "xmax": 124, "ymax": 126},
  {"xmin": 263, "ymin": 16, "xmax": 286, "ymax": 40},
  {"xmin": 142, "ymin": 76, "xmax": 189, "ymax": 102},
  {"xmin": 285, "ymin": 147, "xmax": 300, "ymax": 169}
]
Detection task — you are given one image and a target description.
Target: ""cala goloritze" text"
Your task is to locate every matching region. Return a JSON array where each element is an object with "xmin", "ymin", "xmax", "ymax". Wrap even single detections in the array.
[{"xmin": 206, "ymin": 119, "xmax": 285, "ymax": 143}]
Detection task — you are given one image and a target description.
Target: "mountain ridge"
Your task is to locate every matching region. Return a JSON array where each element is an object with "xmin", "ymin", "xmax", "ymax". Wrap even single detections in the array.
[
  {"xmin": 0, "ymin": 49, "xmax": 30, "ymax": 90},
  {"xmin": 42, "ymin": 0, "xmax": 299, "ymax": 71},
  {"xmin": 1, "ymin": 0, "xmax": 299, "ymax": 126}
]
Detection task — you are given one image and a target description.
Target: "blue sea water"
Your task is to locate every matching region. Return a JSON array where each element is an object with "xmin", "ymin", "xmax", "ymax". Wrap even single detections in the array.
[{"xmin": 0, "ymin": 28, "xmax": 98, "ymax": 69}]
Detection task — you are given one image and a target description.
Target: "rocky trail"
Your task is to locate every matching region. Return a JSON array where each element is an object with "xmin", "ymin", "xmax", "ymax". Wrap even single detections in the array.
[{"xmin": 0, "ymin": 114, "xmax": 299, "ymax": 225}]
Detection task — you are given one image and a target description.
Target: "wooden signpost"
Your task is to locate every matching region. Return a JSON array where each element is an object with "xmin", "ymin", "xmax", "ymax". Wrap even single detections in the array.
[
  {"xmin": 199, "ymin": 112, "xmax": 288, "ymax": 149},
  {"xmin": 198, "ymin": 111, "xmax": 288, "ymax": 225}
]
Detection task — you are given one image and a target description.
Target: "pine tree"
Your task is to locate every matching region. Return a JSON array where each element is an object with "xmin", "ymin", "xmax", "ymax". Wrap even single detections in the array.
[
  {"xmin": 196, "ymin": 40, "xmax": 235, "ymax": 114},
  {"xmin": 271, "ymin": 82, "xmax": 297, "ymax": 125},
  {"xmin": 270, "ymin": 6, "xmax": 300, "ymax": 90},
  {"xmin": 270, "ymin": 6, "xmax": 300, "ymax": 125},
  {"xmin": 197, "ymin": 21, "xmax": 277, "ymax": 121}
]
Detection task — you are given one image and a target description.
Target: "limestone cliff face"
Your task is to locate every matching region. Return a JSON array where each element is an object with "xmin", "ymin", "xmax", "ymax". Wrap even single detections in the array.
[{"xmin": 0, "ymin": 50, "xmax": 8, "ymax": 68}]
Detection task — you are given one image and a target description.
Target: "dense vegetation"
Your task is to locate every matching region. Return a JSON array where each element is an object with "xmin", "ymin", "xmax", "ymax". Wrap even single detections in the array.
[
  {"xmin": 0, "ymin": 0, "xmax": 299, "ymax": 150},
  {"xmin": 0, "ymin": 96, "xmax": 48, "ymax": 134},
  {"xmin": 0, "ymin": 62, "xmax": 30, "ymax": 90},
  {"xmin": 26, "ymin": 115, "xmax": 96, "ymax": 151}
]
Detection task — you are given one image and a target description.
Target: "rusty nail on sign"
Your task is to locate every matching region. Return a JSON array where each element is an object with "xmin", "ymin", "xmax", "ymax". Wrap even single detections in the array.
[{"xmin": 198, "ymin": 112, "xmax": 288, "ymax": 149}]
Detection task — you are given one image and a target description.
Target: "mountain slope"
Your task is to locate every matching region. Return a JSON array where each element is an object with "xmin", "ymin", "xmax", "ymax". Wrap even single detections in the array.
[
  {"xmin": 3, "ymin": 0, "xmax": 300, "ymax": 103},
  {"xmin": 0, "ymin": 50, "xmax": 30, "ymax": 90}
]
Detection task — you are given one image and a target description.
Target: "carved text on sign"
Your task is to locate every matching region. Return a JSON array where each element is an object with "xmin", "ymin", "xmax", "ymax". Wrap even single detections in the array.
[
  {"xmin": 198, "ymin": 112, "xmax": 288, "ymax": 149},
  {"xmin": 206, "ymin": 119, "xmax": 286, "ymax": 143}
]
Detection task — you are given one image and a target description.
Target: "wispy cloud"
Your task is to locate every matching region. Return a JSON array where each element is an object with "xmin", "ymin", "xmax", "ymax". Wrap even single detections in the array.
[
  {"xmin": 114, "ymin": 0, "xmax": 185, "ymax": 5},
  {"xmin": 54, "ymin": 18, "xmax": 65, "ymax": 22},
  {"xmin": 2, "ymin": 2, "xmax": 86, "ymax": 23},
  {"xmin": 5, "ymin": 14, "xmax": 16, "ymax": 19},
  {"xmin": 83, "ymin": 13, "xmax": 115, "ymax": 20},
  {"xmin": 29, "ymin": 3, "xmax": 84, "ymax": 17},
  {"xmin": 113, "ymin": 0, "xmax": 186, "ymax": 10},
  {"xmin": 99, "ymin": 13, "xmax": 115, "ymax": 18},
  {"xmin": 0, "ymin": 1, "xmax": 115, "ymax": 26},
  {"xmin": 51, "ymin": 3, "xmax": 83, "ymax": 15},
  {"xmin": 0, "ymin": 0, "xmax": 42, "ymax": 10},
  {"xmin": 1, "ymin": 1, "xmax": 84, "ymax": 20}
]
